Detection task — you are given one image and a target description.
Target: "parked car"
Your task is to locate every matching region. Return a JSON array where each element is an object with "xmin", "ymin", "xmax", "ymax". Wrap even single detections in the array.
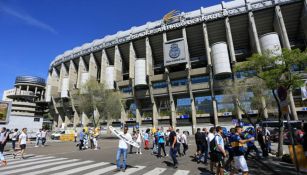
[{"xmin": 51, "ymin": 130, "xmax": 65, "ymax": 140}]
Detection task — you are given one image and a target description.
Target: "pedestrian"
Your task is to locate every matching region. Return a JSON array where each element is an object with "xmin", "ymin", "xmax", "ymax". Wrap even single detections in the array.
[
  {"xmin": 79, "ymin": 129, "xmax": 85, "ymax": 151},
  {"xmin": 208, "ymin": 127, "xmax": 216, "ymax": 172},
  {"xmin": 14, "ymin": 128, "xmax": 29, "ymax": 159},
  {"xmin": 198, "ymin": 128, "xmax": 208, "ymax": 164},
  {"xmin": 93, "ymin": 128, "xmax": 99, "ymax": 150},
  {"xmin": 168, "ymin": 126, "xmax": 178, "ymax": 168},
  {"xmin": 303, "ymin": 124, "xmax": 307, "ymax": 158},
  {"xmin": 35, "ymin": 129, "xmax": 42, "ymax": 147},
  {"xmin": 144, "ymin": 129, "xmax": 150, "ymax": 150},
  {"xmin": 166, "ymin": 129, "xmax": 170, "ymax": 146},
  {"xmin": 157, "ymin": 128, "xmax": 167, "ymax": 158},
  {"xmin": 257, "ymin": 127, "xmax": 268, "ymax": 157},
  {"xmin": 136, "ymin": 130, "xmax": 142, "ymax": 154},
  {"xmin": 74, "ymin": 130, "xmax": 78, "ymax": 143},
  {"xmin": 152, "ymin": 129, "xmax": 159, "ymax": 155},
  {"xmin": 41, "ymin": 129, "xmax": 47, "ymax": 147},
  {"xmin": 130, "ymin": 131, "xmax": 137, "ymax": 154},
  {"xmin": 231, "ymin": 126, "xmax": 254, "ymax": 175},
  {"xmin": 114, "ymin": 126, "xmax": 132, "ymax": 172},
  {"xmin": 176, "ymin": 129, "xmax": 182, "ymax": 157},
  {"xmin": 89, "ymin": 128, "xmax": 94, "ymax": 149},
  {"xmin": 224, "ymin": 128, "xmax": 235, "ymax": 171},
  {"xmin": 11, "ymin": 128, "xmax": 19, "ymax": 151},
  {"xmin": 181, "ymin": 131, "xmax": 188, "ymax": 156},
  {"xmin": 0, "ymin": 127, "xmax": 8, "ymax": 166},
  {"xmin": 244, "ymin": 129, "xmax": 260, "ymax": 159},
  {"xmin": 210, "ymin": 126, "xmax": 226, "ymax": 175},
  {"xmin": 195, "ymin": 128, "xmax": 202, "ymax": 160}
]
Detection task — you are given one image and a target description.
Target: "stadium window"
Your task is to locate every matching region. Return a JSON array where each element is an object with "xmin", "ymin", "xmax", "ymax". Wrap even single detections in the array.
[
  {"xmin": 152, "ymin": 81, "xmax": 167, "ymax": 89},
  {"xmin": 191, "ymin": 76, "xmax": 209, "ymax": 84},
  {"xmin": 171, "ymin": 79, "xmax": 188, "ymax": 87}
]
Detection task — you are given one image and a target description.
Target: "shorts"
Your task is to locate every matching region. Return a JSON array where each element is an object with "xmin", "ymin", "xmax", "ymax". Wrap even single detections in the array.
[
  {"xmin": 210, "ymin": 151, "xmax": 224, "ymax": 166},
  {"xmin": 20, "ymin": 144, "xmax": 26, "ymax": 150},
  {"xmin": 234, "ymin": 155, "xmax": 249, "ymax": 172}
]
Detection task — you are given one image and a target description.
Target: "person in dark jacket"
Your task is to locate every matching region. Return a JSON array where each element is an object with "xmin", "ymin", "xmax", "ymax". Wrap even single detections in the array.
[{"xmin": 195, "ymin": 128, "xmax": 202, "ymax": 160}]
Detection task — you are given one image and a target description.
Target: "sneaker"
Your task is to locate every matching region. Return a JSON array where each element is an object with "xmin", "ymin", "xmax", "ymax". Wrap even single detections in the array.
[
  {"xmin": 140, "ymin": 152, "xmax": 142, "ymax": 155},
  {"xmin": 13, "ymin": 153, "xmax": 16, "ymax": 159},
  {"xmin": 173, "ymin": 164, "xmax": 178, "ymax": 169},
  {"xmin": 136, "ymin": 152, "xmax": 139, "ymax": 154},
  {"xmin": 35, "ymin": 145, "xmax": 38, "ymax": 147},
  {"xmin": 122, "ymin": 169, "xmax": 126, "ymax": 172},
  {"xmin": 113, "ymin": 169, "xmax": 121, "ymax": 172}
]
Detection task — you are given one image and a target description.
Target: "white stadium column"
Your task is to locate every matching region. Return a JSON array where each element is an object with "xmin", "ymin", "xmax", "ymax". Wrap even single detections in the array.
[
  {"xmin": 129, "ymin": 42, "xmax": 136, "ymax": 80},
  {"xmin": 274, "ymin": 6, "xmax": 298, "ymax": 120},
  {"xmin": 225, "ymin": 17, "xmax": 236, "ymax": 63},
  {"xmin": 77, "ymin": 56, "xmax": 87, "ymax": 89},
  {"xmin": 58, "ymin": 63, "xmax": 69, "ymax": 95},
  {"xmin": 248, "ymin": 11, "xmax": 269, "ymax": 119},
  {"xmin": 183, "ymin": 27, "xmax": 197, "ymax": 134},
  {"xmin": 100, "ymin": 49, "xmax": 109, "ymax": 84},
  {"xmin": 202, "ymin": 22, "xmax": 218, "ymax": 126},
  {"xmin": 114, "ymin": 45, "xmax": 123, "ymax": 81},
  {"xmin": 68, "ymin": 60, "xmax": 78, "ymax": 92},
  {"xmin": 88, "ymin": 53, "xmax": 98, "ymax": 81},
  {"xmin": 163, "ymin": 32, "xmax": 177, "ymax": 128},
  {"xmin": 146, "ymin": 37, "xmax": 158, "ymax": 128}
]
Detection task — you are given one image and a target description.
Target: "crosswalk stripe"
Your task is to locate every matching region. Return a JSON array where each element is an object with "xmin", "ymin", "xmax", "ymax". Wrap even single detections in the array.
[
  {"xmin": 114, "ymin": 165, "xmax": 145, "ymax": 175},
  {"xmin": 51, "ymin": 162, "xmax": 109, "ymax": 175},
  {"xmin": 22, "ymin": 160, "xmax": 94, "ymax": 175},
  {"xmin": 83, "ymin": 165, "xmax": 117, "ymax": 175},
  {"xmin": 0, "ymin": 157, "xmax": 66, "ymax": 171},
  {"xmin": 173, "ymin": 170, "xmax": 190, "ymax": 175},
  {"xmin": 5, "ymin": 155, "xmax": 44, "ymax": 162},
  {"xmin": 1, "ymin": 159, "xmax": 77, "ymax": 175},
  {"xmin": 143, "ymin": 167, "xmax": 167, "ymax": 175},
  {"xmin": 7, "ymin": 156, "xmax": 55, "ymax": 165}
]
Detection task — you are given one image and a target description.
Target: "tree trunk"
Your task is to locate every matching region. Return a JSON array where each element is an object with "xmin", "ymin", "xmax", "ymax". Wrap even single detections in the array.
[{"xmin": 272, "ymin": 89, "xmax": 284, "ymax": 157}]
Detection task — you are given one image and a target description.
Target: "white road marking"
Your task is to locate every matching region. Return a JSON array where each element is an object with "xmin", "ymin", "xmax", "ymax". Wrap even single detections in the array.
[
  {"xmin": 114, "ymin": 165, "xmax": 146, "ymax": 175},
  {"xmin": 1, "ymin": 159, "xmax": 77, "ymax": 175},
  {"xmin": 6, "ymin": 156, "xmax": 55, "ymax": 165},
  {"xmin": 22, "ymin": 160, "xmax": 93, "ymax": 175},
  {"xmin": 173, "ymin": 170, "xmax": 190, "ymax": 175},
  {"xmin": 83, "ymin": 165, "xmax": 117, "ymax": 175},
  {"xmin": 143, "ymin": 167, "xmax": 167, "ymax": 175},
  {"xmin": 51, "ymin": 162, "xmax": 109, "ymax": 175}
]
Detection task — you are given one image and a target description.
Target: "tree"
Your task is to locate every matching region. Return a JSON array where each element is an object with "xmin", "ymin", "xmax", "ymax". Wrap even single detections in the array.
[
  {"xmin": 235, "ymin": 48, "xmax": 307, "ymax": 157},
  {"xmin": 72, "ymin": 80, "xmax": 123, "ymax": 128},
  {"xmin": 223, "ymin": 77, "xmax": 275, "ymax": 130}
]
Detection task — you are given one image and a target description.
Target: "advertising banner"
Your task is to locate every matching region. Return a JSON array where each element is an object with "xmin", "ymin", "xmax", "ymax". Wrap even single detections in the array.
[
  {"xmin": 164, "ymin": 39, "xmax": 187, "ymax": 66},
  {"xmin": 301, "ymin": 80, "xmax": 307, "ymax": 101},
  {"xmin": 0, "ymin": 101, "xmax": 11, "ymax": 123}
]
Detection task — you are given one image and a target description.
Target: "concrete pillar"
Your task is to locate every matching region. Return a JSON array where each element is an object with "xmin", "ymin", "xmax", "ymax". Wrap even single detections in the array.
[
  {"xmin": 34, "ymin": 87, "xmax": 37, "ymax": 94},
  {"xmin": 183, "ymin": 27, "xmax": 196, "ymax": 133},
  {"xmin": 274, "ymin": 6, "xmax": 291, "ymax": 49},
  {"xmin": 274, "ymin": 6, "xmax": 298, "ymax": 120},
  {"xmin": 163, "ymin": 32, "xmax": 177, "ymax": 128},
  {"xmin": 203, "ymin": 22, "xmax": 218, "ymax": 126},
  {"xmin": 26, "ymin": 85, "xmax": 29, "ymax": 91},
  {"xmin": 146, "ymin": 37, "xmax": 158, "ymax": 128},
  {"xmin": 88, "ymin": 53, "xmax": 98, "ymax": 81},
  {"xmin": 68, "ymin": 60, "xmax": 78, "ymax": 90},
  {"xmin": 100, "ymin": 49, "xmax": 109, "ymax": 84},
  {"xmin": 81, "ymin": 112, "xmax": 89, "ymax": 127},
  {"xmin": 248, "ymin": 11, "xmax": 269, "ymax": 119},
  {"xmin": 58, "ymin": 63, "xmax": 68, "ymax": 93},
  {"xmin": 129, "ymin": 42, "xmax": 136, "ymax": 79},
  {"xmin": 248, "ymin": 12, "xmax": 262, "ymax": 54},
  {"xmin": 77, "ymin": 57, "xmax": 86, "ymax": 89},
  {"xmin": 114, "ymin": 45, "xmax": 123, "ymax": 81},
  {"xmin": 225, "ymin": 17, "xmax": 236, "ymax": 63}
]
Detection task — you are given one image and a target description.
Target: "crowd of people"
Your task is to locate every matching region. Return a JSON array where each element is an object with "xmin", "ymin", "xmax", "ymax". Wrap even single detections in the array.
[{"xmin": 77, "ymin": 127, "xmax": 100, "ymax": 151}]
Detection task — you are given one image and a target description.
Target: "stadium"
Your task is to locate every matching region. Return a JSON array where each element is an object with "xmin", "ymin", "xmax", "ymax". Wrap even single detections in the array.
[{"xmin": 46, "ymin": 0, "xmax": 307, "ymax": 132}]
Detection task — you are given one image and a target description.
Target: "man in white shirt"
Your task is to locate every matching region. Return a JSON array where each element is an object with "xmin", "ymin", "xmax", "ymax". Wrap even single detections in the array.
[
  {"xmin": 207, "ymin": 127, "xmax": 215, "ymax": 172},
  {"xmin": 41, "ymin": 129, "xmax": 47, "ymax": 147},
  {"xmin": 115, "ymin": 126, "xmax": 132, "ymax": 172},
  {"xmin": 35, "ymin": 129, "xmax": 42, "ymax": 147},
  {"xmin": 14, "ymin": 128, "xmax": 29, "ymax": 159}
]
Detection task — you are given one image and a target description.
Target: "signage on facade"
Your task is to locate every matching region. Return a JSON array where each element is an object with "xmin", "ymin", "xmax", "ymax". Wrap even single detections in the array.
[
  {"xmin": 301, "ymin": 80, "xmax": 307, "ymax": 101},
  {"xmin": 0, "ymin": 101, "xmax": 11, "ymax": 123},
  {"xmin": 50, "ymin": 0, "xmax": 297, "ymax": 69},
  {"xmin": 164, "ymin": 39, "xmax": 187, "ymax": 66}
]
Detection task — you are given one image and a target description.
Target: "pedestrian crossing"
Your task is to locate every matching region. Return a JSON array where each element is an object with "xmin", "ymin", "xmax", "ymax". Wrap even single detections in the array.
[{"xmin": 0, "ymin": 154, "xmax": 193, "ymax": 175}]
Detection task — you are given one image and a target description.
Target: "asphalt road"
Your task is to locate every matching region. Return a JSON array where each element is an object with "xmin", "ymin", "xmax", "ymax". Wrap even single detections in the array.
[{"xmin": 0, "ymin": 138, "xmax": 299, "ymax": 175}]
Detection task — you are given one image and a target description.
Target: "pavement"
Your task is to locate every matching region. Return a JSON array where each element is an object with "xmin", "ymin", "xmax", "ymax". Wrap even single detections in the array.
[{"xmin": 0, "ymin": 137, "xmax": 301, "ymax": 175}]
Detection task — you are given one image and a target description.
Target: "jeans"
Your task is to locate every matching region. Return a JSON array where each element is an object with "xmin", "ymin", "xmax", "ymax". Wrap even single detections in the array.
[
  {"xmin": 116, "ymin": 148, "xmax": 127, "ymax": 169},
  {"xmin": 197, "ymin": 145, "xmax": 208, "ymax": 163},
  {"xmin": 12, "ymin": 140, "xmax": 16, "ymax": 150},
  {"xmin": 79, "ymin": 140, "xmax": 84, "ymax": 150},
  {"xmin": 36, "ymin": 137, "xmax": 41, "ymax": 145},
  {"xmin": 182, "ymin": 143, "xmax": 188, "ymax": 155},
  {"xmin": 42, "ymin": 138, "xmax": 46, "ymax": 146},
  {"xmin": 170, "ymin": 146, "xmax": 178, "ymax": 165},
  {"xmin": 158, "ymin": 143, "xmax": 166, "ymax": 157},
  {"xmin": 176, "ymin": 142, "xmax": 182, "ymax": 156}
]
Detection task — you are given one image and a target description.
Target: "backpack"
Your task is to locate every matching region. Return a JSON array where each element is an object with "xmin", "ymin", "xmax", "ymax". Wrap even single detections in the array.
[{"xmin": 209, "ymin": 136, "xmax": 217, "ymax": 152}]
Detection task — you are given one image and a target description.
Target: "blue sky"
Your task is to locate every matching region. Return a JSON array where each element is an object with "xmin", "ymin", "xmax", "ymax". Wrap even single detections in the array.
[{"xmin": 0, "ymin": 0, "xmax": 225, "ymax": 99}]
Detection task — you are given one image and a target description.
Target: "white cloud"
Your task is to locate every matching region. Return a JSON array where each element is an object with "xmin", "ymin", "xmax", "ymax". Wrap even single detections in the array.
[{"xmin": 0, "ymin": 4, "xmax": 57, "ymax": 34}]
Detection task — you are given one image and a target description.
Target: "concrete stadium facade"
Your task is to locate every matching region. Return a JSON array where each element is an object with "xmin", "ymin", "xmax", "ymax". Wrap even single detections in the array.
[{"xmin": 46, "ymin": 0, "xmax": 307, "ymax": 132}]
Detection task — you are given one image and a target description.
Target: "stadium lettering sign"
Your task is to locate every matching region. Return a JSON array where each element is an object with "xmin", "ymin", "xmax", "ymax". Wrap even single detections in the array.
[{"xmin": 51, "ymin": 0, "xmax": 296, "ymax": 69}]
